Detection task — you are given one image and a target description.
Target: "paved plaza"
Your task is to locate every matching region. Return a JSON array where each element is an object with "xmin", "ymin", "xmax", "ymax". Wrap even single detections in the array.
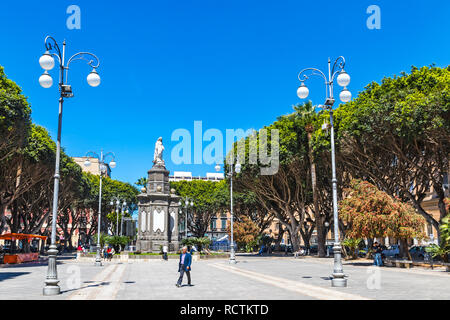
[{"xmin": 0, "ymin": 255, "xmax": 449, "ymax": 300}]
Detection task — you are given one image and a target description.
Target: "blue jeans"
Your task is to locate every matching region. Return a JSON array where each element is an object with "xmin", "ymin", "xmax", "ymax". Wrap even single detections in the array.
[{"xmin": 374, "ymin": 253, "xmax": 383, "ymax": 266}]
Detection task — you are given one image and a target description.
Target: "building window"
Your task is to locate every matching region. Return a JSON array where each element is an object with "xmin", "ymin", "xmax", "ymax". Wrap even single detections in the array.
[
  {"xmin": 221, "ymin": 219, "xmax": 227, "ymax": 230},
  {"xmin": 210, "ymin": 219, "xmax": 216, "ymax": 230}
]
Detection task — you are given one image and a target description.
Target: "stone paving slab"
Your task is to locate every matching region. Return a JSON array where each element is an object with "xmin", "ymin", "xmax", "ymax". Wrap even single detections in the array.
[
  {"xmin": 225, "ymin": 256, "xmax": 450, "ymax": 300},
  {"xmin": 0, "ymin": 259, "xmax": 119, "ymax": 300},
  {"xmin": 115, "ymin": 259, "xmax": 313, "ymax": 300},
  {"xmin": 0, "ymin": 256, "xmax": 448, "ymax": 300}
]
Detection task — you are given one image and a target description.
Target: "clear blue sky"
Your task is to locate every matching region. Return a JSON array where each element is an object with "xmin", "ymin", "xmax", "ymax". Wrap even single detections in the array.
[{"xmin": 1, "ymin": 0, "xmax": 449, "ymax": 186}]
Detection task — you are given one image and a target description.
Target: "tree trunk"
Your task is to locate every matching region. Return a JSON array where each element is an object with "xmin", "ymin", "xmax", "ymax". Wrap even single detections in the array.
[
  {"xmin": 274, "ymin": 227, "xmax": 284, "ymax": 251},
  {"xmin": 303, "ymin": 236, "xmax": 310, "ymax": 254},
  {"xmin": 307, "ymin": 131, "xmax": 326, "ymax": 257},
  {"xmin": 434, "ymin": 183, "xmax": 448, "ymax": 221},
  {"xmin": 0, "ymin": 203, "xmax": 6, "ymax": 234},
  {"xmin": 399, "ymin": 238, "xmax": 410, "ymax": 260},
  {"xmin": 290, "ymin": 231, "xmax": 300, "ymax": 252},
  {"xmin": 366, "ymin": 238, "xmax": 374, "ymax": 259}
]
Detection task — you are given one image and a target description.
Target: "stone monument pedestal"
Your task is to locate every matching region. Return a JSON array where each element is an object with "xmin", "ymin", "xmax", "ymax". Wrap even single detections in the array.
[{"xmin": 136, "ymin": 163, "xmax": 181, "ymax": 253}]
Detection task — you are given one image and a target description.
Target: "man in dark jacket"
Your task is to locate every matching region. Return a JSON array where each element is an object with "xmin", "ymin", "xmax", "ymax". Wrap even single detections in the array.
[
  {"xmin": 372, "ymin": 241, "xmax": 383, "ymax": 266},
  {"xmin": 176, "ymin": 246, "xmax": 192, "ymax": 287}
]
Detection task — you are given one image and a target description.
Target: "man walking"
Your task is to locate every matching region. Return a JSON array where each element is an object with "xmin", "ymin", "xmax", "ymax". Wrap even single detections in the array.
[
  {"xmin": 176, "ymin": 246, "xmax": 192, "ymax": 287},
  {"xmin": 163, "ymin": 245, "xmax": 168, "ymax": 261}
]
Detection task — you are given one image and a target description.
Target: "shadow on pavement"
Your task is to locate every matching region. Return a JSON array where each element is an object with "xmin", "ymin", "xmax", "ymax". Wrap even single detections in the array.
[
  {"xmin": 0, "ymin": 260, "xmax": 64, "ymax": 268},
  {"xmin": 344, "ymin": 261, "xmax": 374, "ymax": 267},
  {"xmin": 236, "ymin": 253, "xmax": 294, "ymax": 258},
  {"xmin": 0, "ymin": 272, "xmax": 31, "ymax": 282},
  {"xmin": 60, "ymin": 281, "xmax": 111, "ymax": 294}
]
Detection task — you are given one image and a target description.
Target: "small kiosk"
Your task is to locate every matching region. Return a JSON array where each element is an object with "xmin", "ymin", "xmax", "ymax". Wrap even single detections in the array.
[{"xmin": 0, "ymin": 233, "xmax": 47, "ymax": 264}]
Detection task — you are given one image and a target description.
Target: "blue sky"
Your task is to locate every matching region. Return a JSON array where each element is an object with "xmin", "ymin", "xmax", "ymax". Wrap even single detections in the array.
[{"xmin": 1, "ymin": 0, "xmax": 449, "ymax": 186}]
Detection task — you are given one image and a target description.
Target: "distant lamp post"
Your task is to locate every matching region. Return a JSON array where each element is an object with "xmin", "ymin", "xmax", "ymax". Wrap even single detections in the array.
[
  {"xmin": 109, "ymin": 198, "xmax": 127, "ymax": 237},
  {"xmin": 178, "ymin": 197, "xmax": 194, "ymax": 239},
  {"xmin": 120, "ymin": 201, "xmax": 127, "ymax": 236},
  {"xmin": 216, "ymin": 158, "xmax": 241, "ymax": 264},
  {"xmin": 40, "ymin": 36, "xmax": 100, "ymax": 296},
  {"xmin": 84, "ymin": 151, "xmax": 116, "ymax": 267},
  {"xmin": 297, "ymin": 57, "xmax": 351, "ymax": 287}
]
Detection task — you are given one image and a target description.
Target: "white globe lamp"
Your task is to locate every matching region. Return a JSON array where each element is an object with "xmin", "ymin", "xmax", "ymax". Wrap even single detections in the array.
[
  {"xmin": 39, "ymin": 72, "xmax": 53, "ymax": 88},
  {"xmin": 297, "ymin": 83, "xmax": 309, "ymax": 99},
  {"xmin": 87, "ymin": 69, "xmax": 101, "ymax": 87},
  {"xmin": 339, "ymin": 88, "xmax": 352, "ymax": 103},
  {"xmin": 39, "ymin": 51, "xmax": 55, "ymax": 71},
  {"xmin": 337, "ymin": 71, "xmax": 351, "ymax": 87}
]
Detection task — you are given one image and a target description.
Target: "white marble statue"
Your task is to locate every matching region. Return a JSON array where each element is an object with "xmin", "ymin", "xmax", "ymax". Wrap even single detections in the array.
[{"xmin": 153, "ymin": 137, "xmax": 165, "ymax": 166}]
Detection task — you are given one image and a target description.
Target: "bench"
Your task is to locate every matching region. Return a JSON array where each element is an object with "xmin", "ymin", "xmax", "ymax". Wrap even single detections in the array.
[
  {"xmin": 386, "ymin": 259, "xmax": 413, "ymax": 268},
  {"xmin": 443, "ymin": 263, "xmax": 450, "ymax": 272}
]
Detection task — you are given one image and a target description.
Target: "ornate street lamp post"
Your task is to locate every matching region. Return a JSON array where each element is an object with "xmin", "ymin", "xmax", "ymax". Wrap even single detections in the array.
[
  {"xmin": 84, "ymin": 151, "xmax": 116, "ymax": 266},
  {"xmin": 297, "ymin": 57, "xmax": 352, "ymax": 287},
  {"xmin": 39, "ymin": 36, "xmax": 100, "ymax": 296},
  {"xmin": 216, "ymin": 158, "xmax": 241, "ymax": 264}
]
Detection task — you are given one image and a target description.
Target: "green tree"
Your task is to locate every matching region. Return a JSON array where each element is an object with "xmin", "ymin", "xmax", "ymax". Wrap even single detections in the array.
[
  {"xmin": 85, "ymin": 173, "xmax": 139, "ymax": 236},
  {"xmin": 233, "ymin": 113, "xmax": 316, "ymax": 252},
  {"xmin": 171, "ymin": 179, "xmax": 228, "ymax": 238},
  {"xmin": 6, "ymin": 125, "xmax": 56, "ymax": 238},
  {"xmin": 0, "ymin": 65, "xmax": 32, "ymax": 233},
  {"xmin": 330, "ymin": 66, "xmax": 450, "ymax": 236},
  {"xmin": 0, "ymin": 67, "xmax": 139, "ymax": 252},
  {"xmin": 104, "ymin": 235, "xmax": 129, "ymax": 253},
  {"xmin": 0, "ymin": 65, "xmax": 31, "ymax": 160}
]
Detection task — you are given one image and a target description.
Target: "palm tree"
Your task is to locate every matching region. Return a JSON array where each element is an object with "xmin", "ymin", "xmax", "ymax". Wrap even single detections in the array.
[
  {"xmin": 295, "ymin": 101, "xmax": 326, "ymax": 257},
  {"xmin": 135, "ymin": 177, "xmax": 148, "ymax": 188}
]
